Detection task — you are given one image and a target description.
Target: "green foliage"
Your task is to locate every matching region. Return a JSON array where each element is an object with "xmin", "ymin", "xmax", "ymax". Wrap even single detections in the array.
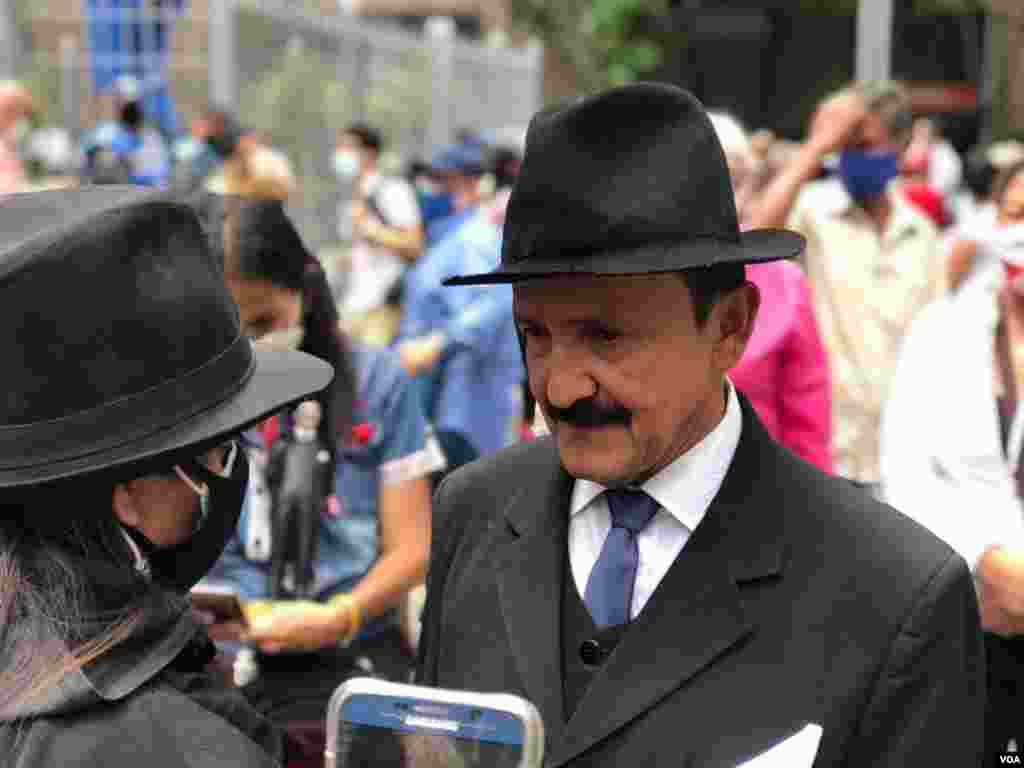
[
  {"xmin": 509, "ymin": 0, "xmax": 669, "ymax": 94},
  {"xmin": 912, "ymin": 0, "xmax": 989, "ymax": 12},
  {"xmin": 13, "ymin": 53, "xmax": 62, "ymax": 128},
  {"xmin": 10, "ymin": 0, "xmax": 61, "ymax": 128},
  {"xmin": 235, "ymin": 5, "xmax": 433, "ymax": 246},
  {"xmin": 364, "ymin": 49, "xmax": 433, "ymax": 150}
]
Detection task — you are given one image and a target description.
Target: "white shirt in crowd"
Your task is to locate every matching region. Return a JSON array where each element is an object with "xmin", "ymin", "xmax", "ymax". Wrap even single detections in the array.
[
  {"xmin": 340, "ymin": 171, "xmax": 420, "ymax": 316},
  {"xmin": 881, "ymin": 261, "xmax": 1024, "ymax": 572},
  {"xmin": 569, "ymin": 383, "xmax": 743, "ymax": 619}
]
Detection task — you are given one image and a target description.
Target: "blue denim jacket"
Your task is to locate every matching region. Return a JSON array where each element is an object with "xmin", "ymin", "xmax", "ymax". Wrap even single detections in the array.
[{"xmin": 397, "ymin": 208, "xmax": 524, "ymax": 457}]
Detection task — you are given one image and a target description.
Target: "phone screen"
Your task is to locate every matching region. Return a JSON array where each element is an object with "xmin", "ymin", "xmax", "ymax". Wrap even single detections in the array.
[{"xmin": 335, "ymin": 694, "xmax": 526, "ymax": 768}]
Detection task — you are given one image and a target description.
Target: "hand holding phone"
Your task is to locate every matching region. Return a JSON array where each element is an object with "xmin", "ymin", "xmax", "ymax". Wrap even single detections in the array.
[
  {"xmin": 326, "ymin": 678, "xmax": 544, "ymax": 768},
  {"xmin": 189, "ymin": 582, "xmax": 249, "ymax": 634}
]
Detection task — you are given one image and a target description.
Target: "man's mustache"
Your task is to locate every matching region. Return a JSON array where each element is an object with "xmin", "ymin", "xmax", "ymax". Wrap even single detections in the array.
[{"xmin": 547, "ymin": 398, "xmax": 631, "ymax": 428}]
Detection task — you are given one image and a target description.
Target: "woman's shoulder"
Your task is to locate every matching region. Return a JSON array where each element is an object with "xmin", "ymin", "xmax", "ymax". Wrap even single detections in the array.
[{"xmin": 1, "ymin": 682, "xmax": 281, "ymax": 766}]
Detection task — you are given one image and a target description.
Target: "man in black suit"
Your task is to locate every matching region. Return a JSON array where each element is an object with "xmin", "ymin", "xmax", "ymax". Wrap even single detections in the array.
[{"xmin": 416, "ymin": 83, "xmax": 985, "ymax": 767}]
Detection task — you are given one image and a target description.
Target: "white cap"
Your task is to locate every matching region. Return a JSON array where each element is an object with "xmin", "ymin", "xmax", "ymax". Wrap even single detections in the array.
[{"xmin": 707, "ymin": 110, "xmax": 755, "ymax": 173}]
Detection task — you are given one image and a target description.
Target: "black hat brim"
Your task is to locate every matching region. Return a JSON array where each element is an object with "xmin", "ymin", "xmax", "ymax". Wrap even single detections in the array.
[
  {"xmin": 443, "ymin": 228, "xmax": 804, "ymax": 286},
  {"xmin": 0, "ymin": 346, "xmax": 333, "ymax": 487}
]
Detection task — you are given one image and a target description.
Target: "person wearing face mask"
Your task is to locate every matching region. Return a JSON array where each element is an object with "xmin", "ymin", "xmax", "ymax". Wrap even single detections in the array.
[
  {"xmin": 0, "ymin": 187, "xmax": 333, "ymax": 767},
  {"xmin": 0, "ymin": 81, "xmax": 36, "ymax": 194},
  {"xmin": 944, "ymin": 148, "xmax": 1024, "ymax": 295},
  {"xmin": 395, "ymin": 141, "xmax": 526, "ymax": 474},
  {"xmin": 334, "ymin": 123, "xmax": 424, "ymax": 348},
  {"xmin": 196, "ymin": 196, "xmax": 438, "ymax": 763},
  {"xmin": 881, "ymin": 159, "xmax": 1024, "ymax": 760},
  {"xmin": 407, "ymin": 159, "xmax": 455, "ymax": 248},
  {"xmin": 707, "ymin": 110, "xmax": 832, "ymax": 473},
  {"xmin": 746, "ymin": 81, "xmax": 944, "ymax": 492},
  {"xmin": 171, "ymin": 107, "xmax": 236, "ymax": 192},
  {"xmin": 82, "ymin": 76, "xmax": 171, "ymax": 188}
]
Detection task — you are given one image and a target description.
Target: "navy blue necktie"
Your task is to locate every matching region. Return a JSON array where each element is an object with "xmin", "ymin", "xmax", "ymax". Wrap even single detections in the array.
[{"xmin": 584, "ymin": 489, "xmax": 660, "ymax": 629}]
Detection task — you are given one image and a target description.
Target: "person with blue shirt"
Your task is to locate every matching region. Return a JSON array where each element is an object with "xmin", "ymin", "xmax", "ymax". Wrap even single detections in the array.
[
  {"xmin": 198, "ymin": 197, "xmax": 439, "ymax": 749},
  {"xmin": 82, "ymin": 76, "xmax": 170, "ymax": 187},
  {"xmin": 396, "ymin": 142, "xmax": 525, "ymax": 472}
]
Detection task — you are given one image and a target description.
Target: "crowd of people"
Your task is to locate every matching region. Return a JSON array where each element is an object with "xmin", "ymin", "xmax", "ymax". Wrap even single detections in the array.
[{"xmin": 1, "ymin": 68, "xmax": 1024, "ymax": 766}]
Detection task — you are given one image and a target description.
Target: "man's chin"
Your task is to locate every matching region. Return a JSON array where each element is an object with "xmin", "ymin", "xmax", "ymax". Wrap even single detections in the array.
[{"xmin": 555, "ymin": 427, "xmax": 635, "ymax": 484}]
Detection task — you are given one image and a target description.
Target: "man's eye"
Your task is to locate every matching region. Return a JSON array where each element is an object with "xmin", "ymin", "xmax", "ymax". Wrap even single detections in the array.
[
  {"xmin": 244, "ymin": 317, "xmax": 275, "ymax": 338},
  {"xmin": 590, "ymin": 327, "xmax": 620, "ymax": 343}
]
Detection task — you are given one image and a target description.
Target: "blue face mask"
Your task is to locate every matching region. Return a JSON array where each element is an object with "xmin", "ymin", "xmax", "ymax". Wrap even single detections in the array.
[
  {"xmin": 417, "ymin": 190, "xmax": 454, "ymax": 228},
  {"xmin": 838, "ymin": 149, "xmax": 900, "ymax": 202}
]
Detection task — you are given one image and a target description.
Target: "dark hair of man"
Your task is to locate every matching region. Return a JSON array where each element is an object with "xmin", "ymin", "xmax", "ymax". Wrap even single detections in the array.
[
  {"xmin": 0, "ymin": 476, "xmax": 171, "ymax": 722},
  {"xmin": 850, "ymin": 81, "xmax": 914, "ymax": 150},
  {"xmin": 120, "ymin": 101, "xmax": 144, "ymax": 133},
  {"xmin": 993, "ymin": 159, "xmax": 1024, "ymax": 211},
  {"xmin": 964, "ymin": 146, "xmax": 998, "ymax": 202},
  {"xmin": 221, "ymin": 199, "xmax": 357, "ymax": 467},
  {"xmin": 678, "ymin": 263, "xmax": 747, "ymax": 327},
  {"xmin": 344, "ymin": 123, "xmax": 383, "ymax": 155}
]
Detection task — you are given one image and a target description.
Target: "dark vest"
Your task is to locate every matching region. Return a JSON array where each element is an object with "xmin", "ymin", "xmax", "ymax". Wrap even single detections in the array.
[{"xmin": 561, "ymin": 554, "xmax": 628, "ymax": 722}]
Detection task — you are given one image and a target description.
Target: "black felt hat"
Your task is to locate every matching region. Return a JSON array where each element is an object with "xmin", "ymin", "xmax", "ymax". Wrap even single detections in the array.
[
  {"xmin": 444, "ymin": 82, "xmax": 804, "ymax": 286},
  {"xmin": 0, "ymin": 186, "xmax": 333, "ymax": 487}
]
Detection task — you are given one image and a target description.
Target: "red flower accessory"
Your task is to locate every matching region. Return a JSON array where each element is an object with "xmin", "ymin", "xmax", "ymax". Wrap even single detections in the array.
[
  {"xmin": 350, "ymin": 422, "xmax": 376, "ymax": 445},
  {"xmin": 260, "ymin": 414, "xmax": 281, "ymax": 450}
]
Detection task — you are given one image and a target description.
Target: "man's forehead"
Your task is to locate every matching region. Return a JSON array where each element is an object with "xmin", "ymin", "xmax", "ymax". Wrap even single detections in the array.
[{"xmin": 512, "ymin": 273, "xmax": 685, "ymax": 317}]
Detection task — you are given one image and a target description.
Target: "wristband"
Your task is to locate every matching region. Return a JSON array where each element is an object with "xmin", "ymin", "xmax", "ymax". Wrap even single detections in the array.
[
  {"xmin": 329, "ymin": 593, "xmax": 362, "ymax": 645},
  {"xmin": 369, "ymin": 221, "xmax": 388, "ymax": 245}
]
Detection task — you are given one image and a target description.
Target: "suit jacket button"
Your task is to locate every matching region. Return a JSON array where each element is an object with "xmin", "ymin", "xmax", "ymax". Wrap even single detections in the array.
[{"xmin": 579, "ymin": 639, "xmax": 604, "ymax": 668}]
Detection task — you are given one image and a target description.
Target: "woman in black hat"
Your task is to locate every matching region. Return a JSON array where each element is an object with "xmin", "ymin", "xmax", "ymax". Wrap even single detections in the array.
[
  {"xmin": 198, "ymin": 197, "xmax": 436, "ymax": 757},
  {"xmin": 0, "ymin": 187, "xmax": 333, "ymax": 767}
]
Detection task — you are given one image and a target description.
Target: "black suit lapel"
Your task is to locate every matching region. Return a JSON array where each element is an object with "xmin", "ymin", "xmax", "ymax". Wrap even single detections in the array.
[
  {"xmin": 550, "ymin": 397, "xmax": 788, "ymax": 767},
  {"xmin": 495, "ymin": 437, "xmax": 573, "ymax": 743}
]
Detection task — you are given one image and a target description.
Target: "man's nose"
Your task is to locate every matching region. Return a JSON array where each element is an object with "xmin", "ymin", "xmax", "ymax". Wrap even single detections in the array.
[{"xmin": 544, "ymin": 347, "xmax": 597, "ymax": 409}]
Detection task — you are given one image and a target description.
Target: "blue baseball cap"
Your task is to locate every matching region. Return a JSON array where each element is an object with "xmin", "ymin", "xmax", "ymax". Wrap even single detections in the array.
[{"xmin": 430, "ymin": 142, "xmax": 486, "ymax": 176}]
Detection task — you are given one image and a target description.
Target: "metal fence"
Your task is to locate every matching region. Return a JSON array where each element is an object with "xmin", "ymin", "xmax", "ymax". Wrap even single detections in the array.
[
  {"xmin": 217, "ymin": 0, "xmax": 543, "ymax": 248},
  {"xmin": 6, "ymin": 0, "xmax": 544, "ymax": 250}
]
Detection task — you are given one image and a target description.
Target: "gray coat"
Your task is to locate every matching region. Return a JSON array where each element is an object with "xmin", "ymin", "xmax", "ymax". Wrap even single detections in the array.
[{"xmin": 0, "ymin": 602, "xmax": 282, "ymax": 767}]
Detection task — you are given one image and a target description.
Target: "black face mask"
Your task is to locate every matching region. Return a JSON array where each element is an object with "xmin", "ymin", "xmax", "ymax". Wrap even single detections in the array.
[{"xmin": 124, "ymin": 448, "xmax": 250, "ymax": 592}]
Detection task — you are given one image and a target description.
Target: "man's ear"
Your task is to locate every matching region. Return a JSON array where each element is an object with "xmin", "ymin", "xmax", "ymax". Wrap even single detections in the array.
[
  {"xmin": 112, "ymin": 482, "xmax": 142, "ymax": 528},
  {"xmin": 713, "ymin": 282, "xmax": 760, "ymax": 370}
]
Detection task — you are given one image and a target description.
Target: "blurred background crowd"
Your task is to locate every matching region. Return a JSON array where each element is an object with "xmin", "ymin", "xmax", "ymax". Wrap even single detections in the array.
[{"xmin": 6, "ymin": 0, "xmax": 1024, "ymax": 761}]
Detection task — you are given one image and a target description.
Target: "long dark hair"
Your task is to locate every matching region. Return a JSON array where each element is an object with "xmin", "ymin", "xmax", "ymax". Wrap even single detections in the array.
[
  {"xmin": 221, "ymin": 197, "xmax": 357, "ymax": 459},
  {"xmin": 0, "ymin": 477, "xmax": 161, "ymax": 720}
]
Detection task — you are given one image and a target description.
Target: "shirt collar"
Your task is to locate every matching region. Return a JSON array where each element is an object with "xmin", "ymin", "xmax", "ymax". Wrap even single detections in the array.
[{"xmin": 570, "ymin": 382, "xmax": 744, "ymax": 532}]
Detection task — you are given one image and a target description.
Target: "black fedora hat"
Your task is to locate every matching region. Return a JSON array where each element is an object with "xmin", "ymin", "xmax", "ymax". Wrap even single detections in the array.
[
  {"xmin": 0, "ymin": 186, "xmax": 333, "ymax": 487},
  {"xmin": 444, "ymin": 82, "xmax": 804, "ymax": 286}
]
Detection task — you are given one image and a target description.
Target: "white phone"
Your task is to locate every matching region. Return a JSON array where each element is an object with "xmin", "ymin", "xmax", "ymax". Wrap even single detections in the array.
[{"xmin": 325, "ymin": 677, "xmax": 544, "ymax": 768}]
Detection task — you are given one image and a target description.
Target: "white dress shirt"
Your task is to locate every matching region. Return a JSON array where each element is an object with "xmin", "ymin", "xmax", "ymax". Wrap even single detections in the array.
[
  {"xmin": 569, "ymin": 383, "xmax": 743, "ymax": 619},
  {"xmin": 881, "ymin": 262, "xmax": 1024, "ymax": 572}
]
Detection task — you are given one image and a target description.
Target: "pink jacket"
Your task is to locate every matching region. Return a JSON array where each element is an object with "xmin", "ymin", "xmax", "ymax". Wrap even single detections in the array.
[
  {"xmin": 730, "ymin": 261, "xmax": 833, "ymax": 472},
  {"xmin": 0, "ymin": 141, "xmax": 25, "ymax": 194}
]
